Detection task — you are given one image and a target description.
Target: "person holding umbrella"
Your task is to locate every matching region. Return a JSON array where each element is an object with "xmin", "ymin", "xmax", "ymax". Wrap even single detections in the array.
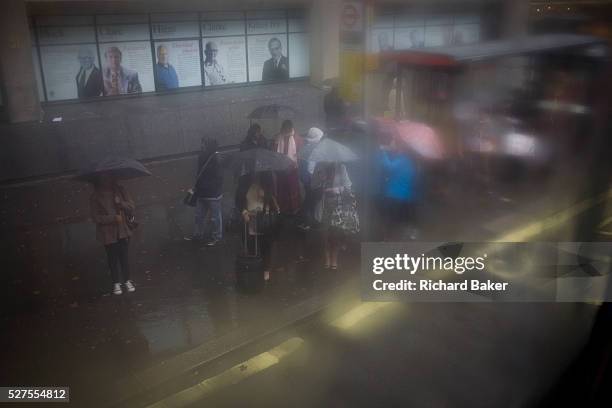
[
  {"xmin": 297, "ymin": 127, "xmax": 324, "ymax": 229},
  {"xmin": 235, "ymin": 172, "xmax": 279, "ymax": 282},
  {"xmin": 80, "ymin": 157, "xmax": 150, "ymax": 295},
  {"xmin": 307, "ymin": 138, "xmax": 360, "ymax": 270},
  {"xmin": 241, "ymin": 124, "xmax": 269, "ymax": 151},
  {"xmin": 273, "ymin": 120, "xmax": 303, "ymax": 215},
  {"xmin": 378, "ymin": 138, "xmax": 419, "ymax": 240},
  {"xmin": 89, "ymin": 173, "xmax": 136, "ymax": 295},
  {"xmin": 231, "ymin": 147, "xmax": 293, "ymax": 283},
  {"xmin": 312, "ymin": 162, "xmax": 358, "ymax": 270}
]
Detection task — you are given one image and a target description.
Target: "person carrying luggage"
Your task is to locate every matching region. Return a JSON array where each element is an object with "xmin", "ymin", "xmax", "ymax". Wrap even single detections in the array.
[{"xmin": 235, "ymin": 171, "xmax": 279, "ymax": 282}]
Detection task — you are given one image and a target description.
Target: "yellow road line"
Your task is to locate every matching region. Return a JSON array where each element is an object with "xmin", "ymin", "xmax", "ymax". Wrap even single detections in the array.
[
  {"xmin": 598, "ymin": 216, "xmax": 612, "ymax": 228},
  {"xmin": 330, "ymin": 302, "xmax": 394, "ymax": 330},
  {"xmin": 146, "ymin": 337, "xmax": 304, "ymax": 408},
  {"xmin": 494, "ymin": 189, "xmax": 612, "ymax": 242}
]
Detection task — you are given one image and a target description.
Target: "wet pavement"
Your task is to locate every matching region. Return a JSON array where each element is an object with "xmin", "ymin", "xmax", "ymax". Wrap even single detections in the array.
[{"xmin": 0, "ymin": 148, "xmax": 604, "ymax": 407}]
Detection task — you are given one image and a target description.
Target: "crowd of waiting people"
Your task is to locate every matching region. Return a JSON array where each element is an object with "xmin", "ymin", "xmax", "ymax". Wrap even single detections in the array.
[{"xmin": 90, "ymin": 119, "xmax": 378, "ymax": 294}]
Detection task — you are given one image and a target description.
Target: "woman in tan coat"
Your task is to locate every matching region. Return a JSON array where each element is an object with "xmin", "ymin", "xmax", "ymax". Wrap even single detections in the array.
[{"xmin": 90, "ymin": 174, "xmax": 136, "ymax": 295}]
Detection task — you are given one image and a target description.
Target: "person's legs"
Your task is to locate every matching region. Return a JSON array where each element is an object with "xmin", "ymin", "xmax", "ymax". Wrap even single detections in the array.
[
  {"xmin": 382, "ymin": 197, "xmax": 400, "ymax": 240},
  {"xmin": 208, "ymin": 198, "xmax": 223, "ymax": 242},
  {"xmin": 323, "ymin": 229, "xmax": 331, "ymax": 268},
  {"xmin": 105, "ymin": 242, "xmax": 121, "ymax": 283},
  {"xmin": 302, "ymin": 183, "xmax": 314, "ymax": 224},
  {"xmin": 117, "ymin": 238, "xmax": 130, "ymax": 282},
  {"xmin": 260, "ymin": 233, "xmax": 272, "ymax": 280},
  {"xmin": 193, "ymin": 198, "xmax": 206, "ymax": 239},
  {"xmin": 329, "ymin": 228, "xmax": 341, "ymax": 268}
]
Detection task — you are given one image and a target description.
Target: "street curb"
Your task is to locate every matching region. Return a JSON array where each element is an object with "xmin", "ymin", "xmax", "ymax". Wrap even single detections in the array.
[{"xmin": 108, "ymin": 279, "xmax": 361, "ymax": 408}]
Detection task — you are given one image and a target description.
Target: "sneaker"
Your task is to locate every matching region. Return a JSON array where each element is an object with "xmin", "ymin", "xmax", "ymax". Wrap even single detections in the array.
[
  {"xmin": 125, "ymin": 280, "xmax": 136, "ymax": 293},
  {"xmin": 112, "ymin": 283, "xmax": 122, "ymax": 295},
  {"xmin": 296, "ymin": 223, "xmax": 311, "ymax": 231},
  {"xmin": 184, "ymin": 234, "xmax": 202, "ymax": 241},
  {"xmin": 206, "ymin": 239, "xmax": 220, "ymax": 247}
]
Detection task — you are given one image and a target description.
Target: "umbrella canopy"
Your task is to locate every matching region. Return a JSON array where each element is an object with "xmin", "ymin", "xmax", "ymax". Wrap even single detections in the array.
[
  {"xmin": 373, "ymin": 118, "xmax": 445, "ymax": 160},
  {"xmin": 75, "ymin": 156, "xmax": 152, "ymax": 182},
  {"xmin": 247, "ymin": 104, "xmax": 298, "ymax": 120},
  {"xmin": 229, "ymin": 148, "xmax": 295, "ymax": 174},
  {"xmin": 301, "ymin": 137, "xmax": 358, "ymax": 163}
]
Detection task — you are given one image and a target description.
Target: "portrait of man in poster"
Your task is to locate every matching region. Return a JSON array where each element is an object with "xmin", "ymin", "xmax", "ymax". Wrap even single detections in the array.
[
  {"xmin": 203, "ymin": 41, "xmax": 227, "ymax": 86},
  {"xmin": 154, "ymin": 45, "xmax": 179, "ymax": 90},
  {"xmin": 102, "ymin": 46, "xmax": 142, "ymax": 95},
  {"xmin": 75, "ymin": 46, "xmax": 103, "ymax": 98},
  {"xmin": 262, "ymin": 37, "xmax": 289, "ymax": 82}
]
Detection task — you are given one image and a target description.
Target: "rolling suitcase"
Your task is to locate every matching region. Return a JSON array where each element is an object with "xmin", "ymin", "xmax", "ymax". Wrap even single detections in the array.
[{"xmin": 235, "ymin": 222, "xmax": 265, "ymax": 293}]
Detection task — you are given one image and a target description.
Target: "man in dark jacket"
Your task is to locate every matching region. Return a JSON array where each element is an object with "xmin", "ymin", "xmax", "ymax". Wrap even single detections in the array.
[
  {"xmin": 76, "ymin": 47, "xmax": 103, "ymax": 98},
  {"xmin": 187, "ymin": 137, "xmax": 224, "ymax": 245},
  {"xmin": 261, "ymin": 38, "xmax": 289, "ymax": 82}
]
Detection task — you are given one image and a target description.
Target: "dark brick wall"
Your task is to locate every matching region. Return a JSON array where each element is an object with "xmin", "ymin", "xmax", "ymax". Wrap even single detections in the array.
[{"xmin": 1, "ymin": 80, "xmax": 324, "ymax": 183}]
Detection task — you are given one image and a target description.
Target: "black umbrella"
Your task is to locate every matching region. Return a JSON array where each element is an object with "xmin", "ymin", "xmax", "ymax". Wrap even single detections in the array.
[
  {"xmin": 229, "ymin": 148, "xmax": 295, "ymax": 174},
  {"xmin": 247, "ymin": 104, "xmax": 298, "ymax": 120},
  {"xmin": 300, "ymin": 137, "xmax": 358, "ymax": 163},
  {"xmin": 75, "ymin": 156, "xmax": 152, "ymax": 182}
]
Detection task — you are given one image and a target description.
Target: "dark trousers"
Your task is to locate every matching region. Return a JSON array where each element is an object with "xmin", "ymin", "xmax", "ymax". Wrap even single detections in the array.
[
  {"xmin": 104, "ymin": 238, "xmax": 130, "ymax": 283},
  {"xmin": 298, "ymin": 183, "xmax": 320, "ymax": 225}
]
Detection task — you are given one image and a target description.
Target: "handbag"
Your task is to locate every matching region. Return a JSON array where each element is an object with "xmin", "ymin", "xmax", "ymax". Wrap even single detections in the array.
[
  {"xmin": 124, "ymin": 208, "xmax": 138, "ymax": 230},
  {"xmin": 184, "ymin": 153, "xmax": 215, "ymax": 207},
  {"xmin": 329, "ymin": 189, "xmax": 360, "ymax": 234},
  {"xmin": 116, "ymin": 187, "xmax": 138, "ymax": 230}
]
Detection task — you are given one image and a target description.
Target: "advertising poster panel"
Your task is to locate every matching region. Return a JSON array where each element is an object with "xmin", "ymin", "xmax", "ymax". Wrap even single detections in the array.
[
  {"xmin": 36, "ymin": 17, "xmax": 101, "ymax": 101},
  {"xmin": 97, "ymin": 16, "xmax": 154, "ymax": 95},
  {"xmin": 248, "ymin": 34, "xmax": 288, "ymax": 82},
  {"xmin": 202, "ymin": 14, "xmax": 247, "ymax": 86},
  {"xmin": 40, "ymin": 44, "xmax": 102, "ymax": 101},
  {"xmin": 99, "ymin": 42, "xmax": 154, "ymax": 94},
  {"xmin": 202, "ymin": 37, "xmax": 247, "ymax": 86},
  {"xmin": 153, "ymin": 40, "xmax": 202, "ymax": 90}
]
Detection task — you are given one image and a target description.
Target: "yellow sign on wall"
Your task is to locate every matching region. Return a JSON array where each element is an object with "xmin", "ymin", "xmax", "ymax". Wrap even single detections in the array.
[{"xmin": 339, "ymin": 51, "xmax": 364, "ymax": 102}]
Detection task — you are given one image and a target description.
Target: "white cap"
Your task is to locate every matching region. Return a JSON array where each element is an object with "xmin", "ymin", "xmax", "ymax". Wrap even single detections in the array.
[{"xmin": 305, "ymin": 127, "xmax": 323, "ymax": 143}]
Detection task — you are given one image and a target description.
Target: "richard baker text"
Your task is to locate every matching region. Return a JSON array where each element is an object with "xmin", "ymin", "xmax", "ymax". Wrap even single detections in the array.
[{"xmin": 372, "ymin": 279, "xmax": 509, "ymax": 292}]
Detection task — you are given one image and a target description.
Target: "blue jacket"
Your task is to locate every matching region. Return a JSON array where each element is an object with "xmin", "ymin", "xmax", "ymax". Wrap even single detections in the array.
[
  {"xmin": 378, "ymin": 150, "xmax": 417, "ymax": 202},
  {"xmin": 155, "ymin": 63, "xmax": 179, "ymax": 90}
]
